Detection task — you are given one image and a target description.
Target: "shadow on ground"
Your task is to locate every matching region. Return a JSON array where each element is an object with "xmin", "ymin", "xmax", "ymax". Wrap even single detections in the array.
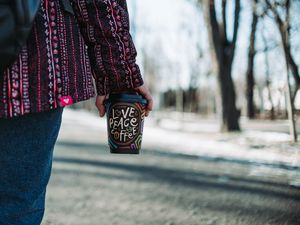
[{"xmin": 55, "ymin": 141, "xmax": 300, "ymax": 201}]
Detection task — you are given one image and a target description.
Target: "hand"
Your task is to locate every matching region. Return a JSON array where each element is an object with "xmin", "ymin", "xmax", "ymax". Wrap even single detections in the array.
[
  {"xmin": 95, "ymin": 84, "xmax": 153, "ymax": 117},
  {"xmin": 134, "ymin": 85, "xmax": 153, "ymax": 117},
  {"xmin": 95, "ymin": 95, "xmax": 106, "ymax": 117}
]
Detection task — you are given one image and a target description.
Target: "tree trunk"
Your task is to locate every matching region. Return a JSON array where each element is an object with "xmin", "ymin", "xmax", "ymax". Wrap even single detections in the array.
[
  {"xmin": 246, "ymin": 0, "xmax": 258, "ymax": 119},
  {"xmin": 266, "ymin": 0, "xmax": 298, "ymax": 142},
  {"xmin": 218, "ymin": 60, "xmax": 240, "ymax": 131},
  {"xmin": 266, "ymin": 0, "xmax": 299, "ymax": 100},
  {"xmin": 285, "ymin": 65, "xmax": 298, "ymax": 142},
  {"xmin": 266, "ymin": 79, "xmax": 275, "ymax": 120},
  {"xmin": 176, "ymin": 88, "xmax": 184, "ymax": 113},
  {"xmin": 203, "ymin": 0, "xmax": 241, "ymax": 131},
  {"xmin": 282, "ymin": 40, "xmax": 300, "ymax": 103}
]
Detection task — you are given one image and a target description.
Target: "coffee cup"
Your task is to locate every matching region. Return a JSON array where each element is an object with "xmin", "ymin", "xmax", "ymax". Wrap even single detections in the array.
[{"xmin": 105, "ymin": 93, "xmax": 147, "ymax": 154}]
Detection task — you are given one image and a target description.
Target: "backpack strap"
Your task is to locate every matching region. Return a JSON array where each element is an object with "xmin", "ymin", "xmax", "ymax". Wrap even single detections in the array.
[
  {"xmin": 61, "ymin": 0, "xmax": 74, "ymax": 15},
  {"xmin": 0, "ymin": 0, "xmax": 41, "ymax": 70}
]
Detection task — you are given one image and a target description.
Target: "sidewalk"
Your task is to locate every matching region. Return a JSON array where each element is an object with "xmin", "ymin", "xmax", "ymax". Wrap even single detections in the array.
[
  {"xmin": 42, "ymin": 108, "xmax": 300, "ymax": 225},
  {"xmin": 59, "ymin": 109, "xmax": 300, "ymax": 172}
]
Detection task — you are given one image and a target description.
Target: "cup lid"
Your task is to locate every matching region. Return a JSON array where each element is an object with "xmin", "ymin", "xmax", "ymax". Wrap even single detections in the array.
[{"xmin": 107, "ymin": 93, "xmax": 147, "ymax": 105}]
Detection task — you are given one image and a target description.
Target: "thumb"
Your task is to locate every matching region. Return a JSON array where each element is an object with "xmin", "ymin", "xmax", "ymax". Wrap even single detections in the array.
[{"xmin": 96, "ymin": 95, "xmax": 107, "ymax": 117}]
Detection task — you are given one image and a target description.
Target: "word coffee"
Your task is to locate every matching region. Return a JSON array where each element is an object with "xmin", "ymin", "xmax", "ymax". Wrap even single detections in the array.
[{"xmin": 109, "ymin": 104, "xmax": 140, "ymax": 143}]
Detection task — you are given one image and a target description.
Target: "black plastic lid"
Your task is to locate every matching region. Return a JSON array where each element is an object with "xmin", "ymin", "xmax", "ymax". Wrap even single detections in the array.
[{"xmin": 107, "ymin": 93, "xmax": 147, "ymax": 105}]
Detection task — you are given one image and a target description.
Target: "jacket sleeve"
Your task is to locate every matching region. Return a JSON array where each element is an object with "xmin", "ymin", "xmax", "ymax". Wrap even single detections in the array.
[{"xmin": 70, "ymin": 0, "xmax": 144, "ymax": 95}]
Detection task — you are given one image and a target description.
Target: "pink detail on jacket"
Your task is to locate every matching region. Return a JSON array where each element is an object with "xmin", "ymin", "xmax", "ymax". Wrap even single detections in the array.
[{"xmin": 59, "ymin": 96, "xmax": 73, "ymax": 107}]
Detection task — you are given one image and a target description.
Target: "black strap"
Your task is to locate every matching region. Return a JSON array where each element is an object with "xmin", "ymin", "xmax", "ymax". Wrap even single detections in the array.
[{"xmin": 61, "ymin": 0, "xmax": 74, "ymax": 15}]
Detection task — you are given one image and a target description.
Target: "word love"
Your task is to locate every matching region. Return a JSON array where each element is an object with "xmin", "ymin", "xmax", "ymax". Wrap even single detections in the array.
[{"xmin": 109, "ymin": 106, "xmax": 139, "ymax": 143}]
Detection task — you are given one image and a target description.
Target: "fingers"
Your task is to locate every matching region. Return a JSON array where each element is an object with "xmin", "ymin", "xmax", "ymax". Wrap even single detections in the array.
[
  {"xmin": 146, "ymin": 96, "xmax": 153, "ymax": 117},
  {"xmin": 96, "ymin": 85, "xmax": 153, "ymax": 118},
  {"xmin": 135, "ymin": 85, "xmax": 153, "ymax": 117},
  {"xmin": 96, "ymin": 95, "xmax": 107, "ymax": 117},
  {"xmin": 144, "ymin": 94, "xmax": 153, "ymax": 117}
]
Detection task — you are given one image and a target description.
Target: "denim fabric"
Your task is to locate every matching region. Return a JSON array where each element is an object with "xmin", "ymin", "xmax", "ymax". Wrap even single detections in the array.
[{"xmin": 0, "ymin": 108, "xmax": 64, "ymax": 225}]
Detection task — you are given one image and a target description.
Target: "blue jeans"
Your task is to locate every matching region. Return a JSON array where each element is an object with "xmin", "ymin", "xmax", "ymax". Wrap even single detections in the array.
[{"xmin": 0, "ymin": 108, "xmax": 63, "ymax": 225}]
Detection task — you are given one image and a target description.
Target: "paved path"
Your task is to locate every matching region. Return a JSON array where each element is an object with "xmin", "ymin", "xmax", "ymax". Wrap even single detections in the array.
[
  {"xmin": 42, "ymin": 143, "xmax": 300, "ymax": 225},
  {"xmin": 41, "ymin": 109, "xmax": 300, "ymax": 225}
]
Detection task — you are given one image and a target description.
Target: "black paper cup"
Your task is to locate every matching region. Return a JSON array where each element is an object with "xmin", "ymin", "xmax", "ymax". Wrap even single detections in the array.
[{"xmin": 105, "ymin": 93, "xmax": 147, "ymax": 154}]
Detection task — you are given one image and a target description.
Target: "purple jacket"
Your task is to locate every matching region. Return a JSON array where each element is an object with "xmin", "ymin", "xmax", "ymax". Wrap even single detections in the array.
[{"xmin": 0, "ymin": 0, "xmax": 143, "ymax": 118}]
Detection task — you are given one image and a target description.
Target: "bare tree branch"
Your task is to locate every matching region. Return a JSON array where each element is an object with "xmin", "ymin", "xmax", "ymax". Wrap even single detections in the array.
[
  {"xmin": 246, "ymin": 0, "xmax": 259, "ymax": 119},
  {"xmin": 256, "ymin": 44, "xmax": 279, "ymax": 53},
  {"xmin": 286, "ymin": 0, "xmax": 291, "ymax": 35},
  {"xmin": 265, "ymin": 0, "xmax": 300, "ymax": 86},
  {"xmin": 222, "ymin": 0, "xmax": 228, "ymax": 41},
  {"xmin": 265, "ymin": 0, "xmax": 298, "ymax": 142},
  {"xmin": 203, "ymin": 0, "xmax": 241, "ymax": 131},
  {"xmin": 206, "ymin": 0, "xmax": 222, "ymax": 62},
  {"xmin": 229, "ymin": 0, "xmax": 240, "ymax": 61}
]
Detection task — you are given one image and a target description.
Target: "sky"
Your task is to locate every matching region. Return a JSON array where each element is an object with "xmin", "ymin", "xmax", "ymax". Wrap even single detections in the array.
[
  {"xmin": 126, "ymin": 0, "xmax": 299, "ymax": 91},
  {"xmin": 128, "ymin": 0, "xmax": 206, "ymax": 90}
]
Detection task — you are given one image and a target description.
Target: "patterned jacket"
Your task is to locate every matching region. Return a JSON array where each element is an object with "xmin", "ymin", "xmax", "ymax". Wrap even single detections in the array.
[{"xmin": 0, "ymin": 0, "xmax": 143, "ymax": 118}]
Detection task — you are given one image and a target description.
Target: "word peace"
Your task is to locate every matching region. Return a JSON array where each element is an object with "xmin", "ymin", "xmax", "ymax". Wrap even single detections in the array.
[{"xmin": 109, "ymin": 106, "xmax": 139, "ymax": 143}]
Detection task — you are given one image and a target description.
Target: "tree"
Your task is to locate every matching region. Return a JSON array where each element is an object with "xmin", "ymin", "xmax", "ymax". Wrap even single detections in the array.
[
  {"xmin": 265, "ymin": 0, "xmax": 298, "ymax": 142},
  {"xmin": 246, "ymin": 0, "xmax": 259, "ymax": 119},
  {"xmin": 265, "ymin": 0, "xmax": 300, "ymax": 100},
  {"xmin": 200, "ymin": 0, "xmax": 241, "ymax": 131},
  {"xmin": 261, "ymin": 29, "xmax": 276, "ymax": 120}
]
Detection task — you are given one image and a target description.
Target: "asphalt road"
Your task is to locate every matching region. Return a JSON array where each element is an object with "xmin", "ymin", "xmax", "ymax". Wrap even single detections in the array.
[{"xmin": 42, "ymin": 142, "xmax": 300, "ymax": 225}]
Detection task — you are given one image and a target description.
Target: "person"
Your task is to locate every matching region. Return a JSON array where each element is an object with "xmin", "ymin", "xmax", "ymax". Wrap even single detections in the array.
[{"xmin": 0, "ymin": 0, "xmax": 153, "ymax": 224}]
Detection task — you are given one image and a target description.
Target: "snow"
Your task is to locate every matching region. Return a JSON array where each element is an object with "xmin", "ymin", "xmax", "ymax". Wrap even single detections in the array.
[
  {"xmin": 63, "ymin": 109, "xmax": 106, "ymax": 130},
  {"xmin": 143, "ymin": 122, "xmax": 299, "ymax": 168},
  {"xmin": 61, "ymin": 108, "xmax": 300, "ymax": 170}
]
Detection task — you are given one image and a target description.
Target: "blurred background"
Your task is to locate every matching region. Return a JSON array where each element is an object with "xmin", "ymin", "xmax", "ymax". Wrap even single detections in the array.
[{"xmin": 43, "ymin": 0, "xmax": 300, "ymax": 225}]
